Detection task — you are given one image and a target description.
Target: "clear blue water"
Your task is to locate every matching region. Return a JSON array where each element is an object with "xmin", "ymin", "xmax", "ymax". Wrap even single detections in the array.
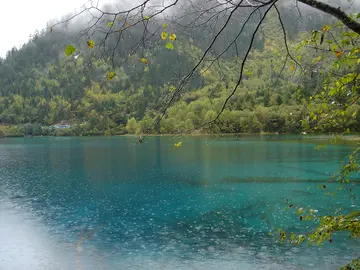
[{"xmin": 0, "ymin": 135, "xmax": 359, "ymax": 270}]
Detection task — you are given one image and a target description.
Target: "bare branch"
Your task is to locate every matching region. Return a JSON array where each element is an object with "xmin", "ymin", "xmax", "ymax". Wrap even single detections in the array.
[
  {"xmin": 199, "ymin": 6, "xmax": 262, "ymax": 77},
  {"xmin": 212, "ymin": 1, "xmax": 277, "ymax": 122},
  {"xmin": 150, "ymin": 0, "xmax": 248, "ymax": 129},
  {"xmin": 266, "ymin": 4, "xmax": 303, "ymax": 88}
]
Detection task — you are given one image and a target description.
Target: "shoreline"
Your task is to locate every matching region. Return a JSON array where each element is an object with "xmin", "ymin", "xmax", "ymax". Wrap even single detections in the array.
[{"xmin": 1, "ymin": 133, "xmax": 360, "ymax": 141}]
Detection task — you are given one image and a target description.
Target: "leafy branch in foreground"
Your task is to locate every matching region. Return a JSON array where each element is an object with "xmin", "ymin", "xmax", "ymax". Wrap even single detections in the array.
[
  {"xmin": 342, "ymin": 256, "xmax": 360, "ymax": 270},
  {"xmin": 279, "ymin": 19, "xmax": 360, "ymax": 268}
]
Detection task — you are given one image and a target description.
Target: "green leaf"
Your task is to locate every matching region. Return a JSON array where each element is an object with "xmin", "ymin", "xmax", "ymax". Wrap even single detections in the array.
[
  {"xmin": 64, "ymin": 45, "xmax": 76, "ymax": 56},
  {"xmin": 169, "ymin": 85, "xmax": 176, "ymax": 92},
  {"xmin": 144, "ymin": 15, "xmax": 150, "ymax": 21},
  {"xmin": 311, "ymin": 30, "xmax": 319, "ymax": 42},
  {"xmin": 352, "ymin": 48, "xmax": 360, "ymax": 54},
  {"xmin": 107, "ymin": 21, "xmax": 114, "ymax": 27},
  {"xmin": 357, "ymin": 13, "xmax": 360, "ymax": 18},
  {"xmin": 162, "ymin": 23, "xmax": 168, "ymax": 29},
  {"xmin": 107, "ymin": 71, "xmax": 116, "ymax": 80},
  {"xmin": 161, "ymin": 31, "xmax": 168, "ymax": 40},
  {"xmin": 341, "ymin": 39, "xmax": 350, "ymax": 46},
  {"xmin": 165, "ymin": 42, "xmax": 174, "ymax": 50}
]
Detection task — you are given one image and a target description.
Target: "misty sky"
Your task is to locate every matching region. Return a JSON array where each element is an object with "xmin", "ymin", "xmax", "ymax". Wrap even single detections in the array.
[
  {"xmin": 1, "ymin": 0, "xmax": 358, "ymax": 58},
  {"xmin": 0, "ymin": 0, "xmax": 106, "ymax": 57}
]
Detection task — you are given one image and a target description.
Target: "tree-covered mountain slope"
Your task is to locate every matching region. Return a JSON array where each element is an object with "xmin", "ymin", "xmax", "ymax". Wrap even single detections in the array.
[{"xmin": 0, "ymin": 2, "xmax": 358, "ymax": 136}]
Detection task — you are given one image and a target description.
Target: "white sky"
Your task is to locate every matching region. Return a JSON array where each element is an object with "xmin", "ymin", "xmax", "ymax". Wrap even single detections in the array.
[{"xmin": 0, "ymin": 0, "xmax": 103, "ymax": 57}]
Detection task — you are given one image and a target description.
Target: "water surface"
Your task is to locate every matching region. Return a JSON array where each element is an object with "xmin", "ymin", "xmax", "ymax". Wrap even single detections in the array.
[{"xmin": 0, "ymin": 135, "xmax": 359, "ymax": 269}]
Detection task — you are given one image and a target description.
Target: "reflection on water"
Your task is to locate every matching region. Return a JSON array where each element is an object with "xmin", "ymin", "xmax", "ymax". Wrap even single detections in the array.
[{"xmin": 0, "ymin": 136, "xmax": 359, "ymax": 269}]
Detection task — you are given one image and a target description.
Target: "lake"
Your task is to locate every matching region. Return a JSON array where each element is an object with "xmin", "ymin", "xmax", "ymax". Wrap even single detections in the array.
[{"xmin": 0, "ymin": 135, "xmax": 359, "ymax": 269}]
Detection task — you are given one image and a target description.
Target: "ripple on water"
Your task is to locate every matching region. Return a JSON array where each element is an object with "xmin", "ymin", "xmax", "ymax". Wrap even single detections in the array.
[{"xmin": 0, "ymin": 137, "xmax": 359, "ymax": 269}]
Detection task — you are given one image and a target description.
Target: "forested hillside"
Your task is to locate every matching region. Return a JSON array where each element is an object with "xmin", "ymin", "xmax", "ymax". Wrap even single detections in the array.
[{"xmin": 0, "ymin": 1, "xmax": 358, "ymax": 136}]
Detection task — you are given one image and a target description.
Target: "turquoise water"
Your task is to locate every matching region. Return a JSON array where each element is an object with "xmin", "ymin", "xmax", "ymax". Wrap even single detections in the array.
[{"xmin": 0, "ymin": 135, "xmax": 359, "ymax": 269}]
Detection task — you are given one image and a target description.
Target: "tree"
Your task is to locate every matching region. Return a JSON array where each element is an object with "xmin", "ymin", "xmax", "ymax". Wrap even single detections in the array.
[
  {"xmin": 125, "ymin": 117, "xmax": 140, "ymax": 134},
  {"xmin": 50, "ymin": 0, "xmax": 360, "ymax": 130}
]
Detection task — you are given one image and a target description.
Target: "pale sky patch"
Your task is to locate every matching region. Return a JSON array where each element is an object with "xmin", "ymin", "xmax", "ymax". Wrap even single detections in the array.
[{"xmin": 0, "ymin": 0, "xmax": 115, "ymax": 57}]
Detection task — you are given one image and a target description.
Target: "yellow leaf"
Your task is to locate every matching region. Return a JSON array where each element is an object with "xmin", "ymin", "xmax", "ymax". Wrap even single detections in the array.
[
  {"xmin": 87, "ymin": 40, "xmax": 94, "ymax": 49},
  {"xmin": 174, "ymin": 141, "xmax": 182, "ymax": 148},
  {"xmin": 322, "ymin": 25, "xmax": 329, "ymax": 32},
  {"xmin": 169, "ymin": 33, "xmax": 177, "ymax": 41},
  {"xmin": 290, "ymin": 65, "xmax": 295, "ymax": 71},
  {"xmin": 140, "ymin": 58, "xmax": 148, "ymax": 65},
  {"xmin": 161, "ymin": 31, "xmax": 168, "ymax": 40}
]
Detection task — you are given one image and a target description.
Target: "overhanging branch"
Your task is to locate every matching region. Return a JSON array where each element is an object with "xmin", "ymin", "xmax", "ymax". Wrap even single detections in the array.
[{"xmin": 298, "ymin": 0, "xmax": 360, "ymax": 35}]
